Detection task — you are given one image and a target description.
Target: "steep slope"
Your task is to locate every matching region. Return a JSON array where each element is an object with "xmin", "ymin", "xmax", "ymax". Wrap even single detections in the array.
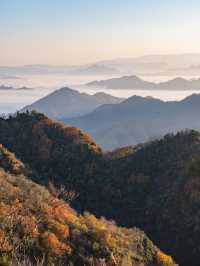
[
  {"xmin": 64, "ymin": 94, "xmax": 200, "ymax": 150},
  {"xmin": 0, "ymin": 145, "xmax": 176, "ymax": 266},
  {"xmin": 21, "ymin": 87, "xmax": 123, "ymax": 119}
]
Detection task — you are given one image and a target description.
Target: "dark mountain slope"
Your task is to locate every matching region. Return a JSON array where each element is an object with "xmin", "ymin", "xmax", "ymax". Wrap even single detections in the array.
[
  {"xmin": 21, "ymin": 87, "xmax": 123, "ymax": 119},
  {"xmin": 86, "ymin": 131, "xmax": 200, "ymax": 266},
  {"xmin": 64, "ymin": 94, "xmax": 200, "ymax": 150}
]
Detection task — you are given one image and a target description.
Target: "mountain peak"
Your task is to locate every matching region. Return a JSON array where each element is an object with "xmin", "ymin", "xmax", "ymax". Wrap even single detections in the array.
[
  {"xmin": 54, "ymin": 87, "xmax": 79, "ymax": 94},
  {"xmin": 122, "ymin": 94, "xmax": 162, "ymax": 105},
  {"xmin": 21, "ymin": 87, "xmax": 122, "ymax": 119}
]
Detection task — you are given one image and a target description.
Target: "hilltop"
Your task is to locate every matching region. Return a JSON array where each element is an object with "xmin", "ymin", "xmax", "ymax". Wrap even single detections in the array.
[{"xmin": 0, "ymin": 112, "xmax": 102, "ymax": 193}]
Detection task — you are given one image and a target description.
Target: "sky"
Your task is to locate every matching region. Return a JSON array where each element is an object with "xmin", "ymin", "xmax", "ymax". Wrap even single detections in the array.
[{"xmin": 1, "ymin": 0, "xmax": 200, "ymax": 66}]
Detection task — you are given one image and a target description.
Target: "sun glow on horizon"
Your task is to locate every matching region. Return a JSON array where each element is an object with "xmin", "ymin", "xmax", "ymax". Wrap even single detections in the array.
[{"xmin": 1, "ymin": 0, "xmax": 200, "ymax": 66}]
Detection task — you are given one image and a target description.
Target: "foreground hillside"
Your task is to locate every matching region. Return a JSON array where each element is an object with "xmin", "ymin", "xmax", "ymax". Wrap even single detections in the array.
[
  {"xmin": 65, "ymin": 94, "xmax": 200, "ymax": 150},
  {"xmin": 1, "ymin": 112, "xmax": 200, "ymax": 265},
  {"xmin": 0, "ymin": 145, "xmax": 175, "ymax": 266}
]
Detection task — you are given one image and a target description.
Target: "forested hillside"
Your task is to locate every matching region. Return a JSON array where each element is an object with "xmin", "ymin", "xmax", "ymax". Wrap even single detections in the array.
[
  {"xmin": 1, "ymin": 112, "xmax": 200, "ymax": 265},
  {"xmin": 0, "ymin": 145, "xmax": 175, "ymax": 266},
  {"xmin": 0, "ymin": 112, "xmax": 101, "ymax": 194},
  {"xmin": 98, "ymin": 131, "xmax": 200, "ymax": 266}
]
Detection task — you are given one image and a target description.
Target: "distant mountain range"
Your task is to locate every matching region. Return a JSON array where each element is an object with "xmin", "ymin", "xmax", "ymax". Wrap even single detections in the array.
[
  {"xmin": 0, "ymin": 85, "xmax": 16, "ymax": 90},
  {"xmin": 69, "ymin": 64, "xmax": 119, "ymax": 75},
  {"xmin": 87, "ymin": 75, "xmax": 200, "ymax": 90},
  {"xmin": 64, "ymin": 93, "xmax": 200, "ymax": 150},
  {"xmin": 98, "ymin": 53, "xmax": 200, "ymax": 74},
  {"xmin": 0, "ymin": 85, "xmax": 32, "ymax": 90},
  {"xmin": 0, "ymin": 64, "xmax": 120, "ymax": 76},
  {"xmin": 3, "ymin": 53, "xmax": 200, "ymax": 76},
  {"xmin": 21, "ymin": 87, "xmax": 123, "ymax": 119},
  {"xmin": 0, "ymin": 75, "xmax": 21, "ymax": 79}
]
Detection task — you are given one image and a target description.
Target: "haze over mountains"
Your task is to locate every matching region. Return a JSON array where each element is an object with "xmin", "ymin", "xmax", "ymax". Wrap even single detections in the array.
[
  {"xmin": 3, "ymin": 53, "xmax": 200, "ymax": 77},
  {"xmin": 18, "ymin": 83, "xmax": 200, "ymax": 150},
  {"xmin": 0, "ymin": 85, "xmax": 32, "ymax": 91},
  {"xmin": 87, "ymin": 75, "xmax": 200, "ymax": 90},
  {"xmin": 64, "ymin": 93, "xmax": 200, "ymax": 150},
  {"xmin": 98, "ymin": 53, "xmax": 200, "ymax": 75},
  {"xmin": 22, "ymin": 87, "xmax": 124, "ymax": 119},
  {"xmin": 0, "ymin": 64, "xmax": 120, "ymax": 76}
]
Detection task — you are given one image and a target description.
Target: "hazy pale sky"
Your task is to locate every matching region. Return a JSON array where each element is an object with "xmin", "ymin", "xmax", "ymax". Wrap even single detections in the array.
[{"xmin": 1, "ymin": 0, "xmax": 200, "ymax": 66}]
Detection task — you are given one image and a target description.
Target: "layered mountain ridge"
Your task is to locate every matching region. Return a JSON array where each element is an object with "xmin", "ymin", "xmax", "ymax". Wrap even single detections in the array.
[
  {"xmin": 65, "ymin": 93, "xmax": 200, "ymax": 149},
  {"xmin": 87, "ymin": 75, "xmax": 200, "ymax": 90}
]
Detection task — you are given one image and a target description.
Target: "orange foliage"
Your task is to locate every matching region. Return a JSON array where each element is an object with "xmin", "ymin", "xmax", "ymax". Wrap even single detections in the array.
[
  {"xmin": 0, "ymin": 144, "xmax": 24, "ymax": 174},
  {"xmin": 49, "ymin": 221, "xmax": 70, "ymax": 239},
  {"xmin": 19, "ymin": 215, "xmax": 39, "ymax": 237},
  {"xmin": 0, "ymin": 229, "xmax": 12, "ymax": 252},
  {"xmin": 53, "ymin": 203, "xmax": 77, "ymax": 224},
  {"xmin": 0, "ymin": 140, "xmax": 177, "ymax": 266},
  {"xmin": 156, "ymin": 250, "xmax": 175, "ymax": 266},
  {"xmin": 0, "ymin": 203, "xmax": 10, "ymax": 216},
  {"xmin": 40, "ymin": 232, "xmax": 72, "ymax": 256}
]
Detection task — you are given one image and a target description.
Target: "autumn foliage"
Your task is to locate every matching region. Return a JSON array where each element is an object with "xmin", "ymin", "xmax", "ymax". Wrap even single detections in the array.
[{"xmin": 0, "ymin": 144, "xmax": 176, "ymax": 266}]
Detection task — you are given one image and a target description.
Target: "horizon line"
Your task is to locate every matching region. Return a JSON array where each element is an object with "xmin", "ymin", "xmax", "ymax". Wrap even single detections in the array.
[{"xmin": 2, "ymin": 52, "xmax": 200, "ymax": 68}]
